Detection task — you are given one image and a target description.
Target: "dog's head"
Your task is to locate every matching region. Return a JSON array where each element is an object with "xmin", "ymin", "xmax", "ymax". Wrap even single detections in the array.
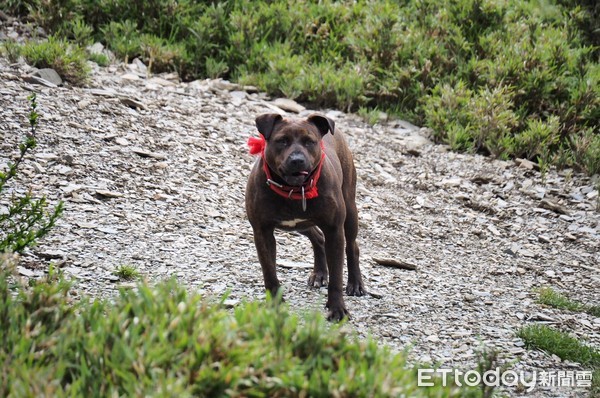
[{"xmin": 255, "ymin": 113, "xmax": 334, "ymax": 186}]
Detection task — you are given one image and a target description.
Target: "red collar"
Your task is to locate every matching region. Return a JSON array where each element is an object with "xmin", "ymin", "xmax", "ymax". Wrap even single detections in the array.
[{"xmin": 248, "ymin": 134, "xmax": 325, "ymax": 210}]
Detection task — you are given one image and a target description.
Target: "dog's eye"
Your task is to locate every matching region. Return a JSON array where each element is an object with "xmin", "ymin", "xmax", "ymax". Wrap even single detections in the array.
[
  {"xmin": 303, "ymin": 139, "xmax": 317, "ymax": 147},
  {"xmin": 275, "ymin": 138, "xmax": 289, "ymax": 147}
]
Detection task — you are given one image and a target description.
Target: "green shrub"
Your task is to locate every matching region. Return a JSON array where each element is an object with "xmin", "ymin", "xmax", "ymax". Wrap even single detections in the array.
[
  {"xmin": 518, "ymin": 324, "xmax": 600, "ymax": 394},
  {"xmin": 2, "ymin": 0, "xmax": 598, "ymax": 174},
  {"xmin": 0, "ymin": 262, "xmax": 480, "ymax": 397},
  {"xmin": 536, "ymin": 287, "xmax": 600, "ymax": 316},
  {"xmin": 112, "ymin": 264, "xmax": 140, "ymax": 281},
  {"xmin": 0, "ymin": 94, "xmax": 64, "ymax": 254},
  {"xmin": 20, "ymin": 35, "xmax": 90, "ymax": 85},
  {"xmin": 0, "ymin": 39, "xmax": 22, "ymax": 63},
  {"xmin": 139, "ymin": 33, "xmax": 186, "ymax": 75},
  {"xmin": 59, "ymin": 16, "xmax": 94, "ymax": 47},
  {"xmin": 99, "ymin": 20, "xmax": 140, "ymax": 64},
  {"xmin": 88, "ymin": 52, "xmax": 109, "ymax": 67}
]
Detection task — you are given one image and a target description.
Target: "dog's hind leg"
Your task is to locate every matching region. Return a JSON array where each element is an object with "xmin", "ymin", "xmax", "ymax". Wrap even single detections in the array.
[
  {"xmin": 301, "ymin": 227, "xmax": 329, "ymax": 287},
  {"xmin": 344, "ymin": 200, "xmax": 365, "ymax": 296}
]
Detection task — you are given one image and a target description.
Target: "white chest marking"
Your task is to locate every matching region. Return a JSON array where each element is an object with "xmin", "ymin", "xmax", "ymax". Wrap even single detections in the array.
[{"xmin": 279, "ymin": 218, "xmax": 307, "ymax": 228}]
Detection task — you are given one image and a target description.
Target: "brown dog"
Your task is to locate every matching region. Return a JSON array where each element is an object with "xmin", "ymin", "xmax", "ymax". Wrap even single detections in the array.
[{"xmin": 245, "ymin": 113, "xmax": 365, "ymax": 321}]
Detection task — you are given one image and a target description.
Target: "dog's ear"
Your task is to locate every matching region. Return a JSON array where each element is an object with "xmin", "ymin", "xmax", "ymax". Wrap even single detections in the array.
[
  {"xmin": 307, "ymin": 114, "xmax": 335, "ymax": 136},
  {"xmin": 255, "ymin": 113, "xmax": 283, "ymax": 140}
]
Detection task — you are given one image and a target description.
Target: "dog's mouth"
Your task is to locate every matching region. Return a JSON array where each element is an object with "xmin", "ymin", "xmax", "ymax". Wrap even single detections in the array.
[
  {"xmin": 291, "ymin": 170, "xmax": 309, "ymax": 177},
  {"xmin": 282, "ymin": 170, "xmax": 310, "ymax": 186}
]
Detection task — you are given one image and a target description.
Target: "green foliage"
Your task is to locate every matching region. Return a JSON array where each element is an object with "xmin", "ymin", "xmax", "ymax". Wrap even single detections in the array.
[
  {"xmin": 0, "ymin": 94, "xmax": 64, "ymax": 254},
  {"xmin": 0, "ymin": 38, "xmax": 22, "ymax": 63},
  {"xmin": 519, "ymin": 323, "xmax": 600, "ymax": 365},
  {"xmin": 0, "ymin": 262, "xmax": 480, "ymax": 397},
  {"xmin": 99, "ymin": 20, "xmax": 140, "ymax": 64},
  {"xmin": 1, "ymin": 0, "xmax": 599, "ymax": 173},
  {"xmin": 88, "ymin": 52, "xmax": 109, "ymax": 67},
  {"xmin": 537, "ymin": 287, "xmax": 600, "ymax": 317},
  {"xmin": 517, "ymin": 324, "xmax": 600, "ymax": 393},
  {"xmin": 358, "ymin": 107, "xmax": 384, "ymax": 126},
  {"xmin": 113, "ymin": 264, "xmax": 140, "ymax": 281},
  {"xmin": 20, "ymin": 35, "xmax": 90, "ymax": 84},
  {"xmin": 59, "ymin": 16, "xmax": 94, "ymax": 47},
  {"xmin": 139, "ymin": 33, "xmax": 185, "ymax": 75}
]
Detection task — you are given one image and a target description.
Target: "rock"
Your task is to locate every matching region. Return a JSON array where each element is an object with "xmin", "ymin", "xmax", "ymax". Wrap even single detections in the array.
[
  {"xmin": 121, "ymin": 73, "xmax": 140, "ymax": 81},
  {"xmin": 440, "ymin": 177, "xmax": 462, "ymax": 187},
  {"xmin": 120, "ymin": 97, "xmax": 147, "ymax": 110},
  {"xmin": 372, "ymin": 257, "xmax": 417, "ymax": 270},
  {"xmin": 96, "ymin": 190, "xmax": 124, "ymax": 198},
  {"xmin": 503, "ymin": 181, "xmax": 515, "ymax": 192},
  {"xmin": 540, "ymin": 198, "xmax": 569, "ymax": 215},
  {"xmin": 209, "ymin": 78, "xmax": 241, "ymax": 92},
  {"xmin": 33, "ymin": 68, "xmax": 63, "ymax": 86},
  {"xmin": 426, "ymin": 334, "xmax": 440, "ymax": 342},
  {"xmin": 538, "ymin": 235, "xmax": 551, "ymax": 243},
  {"xmin": 78, "ymin": 99, "xmax": 92, "ymax": 109},
  {"xmin": 115, "ymin": 137, "xmax": 129, "ymax": 146},
  {"xmin": 222, "ymin": 299, "xmax": 240, "ymax": 308},
  {"xmin": 544, "ymin": 270, "xmax": 556, "ymax": 278},
  {"xmin": 22, "ymin": 74, "xmax": 58, "ymax": 88},
  {"xmin": 403, "ymin": 134, "xmax": 432, "ymax": 148},
  {"xmin": 35, "ymin": 250, "xmax": 66, "ymax": 260},
  {"xmin": 147, "ymin": 77, "xmax": 176, "ymax": 87},
  {"xmin": 277, "ymin": 260, "xmax": 312, "ymax": 269},
  {"xmin": 35, "ymin": 152, "xmax": 59, "ymax": 161},
  {"xmin": 130, "ymin": 147, "xmax": 167, "ymax": 159},
  {"xmin": 519, "ymin": 249, "xmax": 537, "ymax": 258},
  {"xmin": 87, "ymin": 42, "xmax": 104, "ymax": 55},
  {"xmin": 130, "ymin": 58, "xmax": 148, "ymax": 74},
  {"xmin": 230, "ymin": 90, "xmax": 247, "ymax": 106},
  {"xmin": 56, "ymin": 165, "xmax": 73, "ymax": 175},
  {"xmin": 487, "ymin": 224, "xmax": 501, "ymax": 236},
  {"xmin": 242, "ymin": 85, "xmax": 259, "ymax": 93},
  {"xmin": 17, "ymin": 266, "xmax": 35, "ymax": 277},
  {"xmin": 32, "ymin": 162, "xmax": 46, "ymax": 173},
  {"xmin": 61, "ymin": 183, "xmax": 82, "ymax": 195},
  {"xmin": 270, "ymin": 98, "xmax": 306, "ymax": 113},
  {"xmin": 96, "ymin": 227, "xmax": 119, "ymax": 234},
  {"xmin": 515, "ymin": 158, "xmax": 538, "ymax": 170},
  {"xmin": 87, "ymin": 87, "xmax": 118, "ymax": 97}
]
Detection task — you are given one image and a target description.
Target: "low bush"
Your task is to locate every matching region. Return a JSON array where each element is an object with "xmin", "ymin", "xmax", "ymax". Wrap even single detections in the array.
[
  {"xmin": 19, "ymin": 35, "xmax": 90, "ymax": 85},
  {"xmin": 537, "ymin": 287, "xmax": 600, "ymax": 318},
  {"xmin": 518, "ymin": 324, "xmax": 600, "ymax": 394},
  {"xmin": 1, "ymin": 0, "xmax": 598, "ymax": 174},
  {"xmin": 0, "ymin": 94, "xmax": 63, "ymax": 253},
  {"xmin": 0, "ymin": 262, "xmax": 480, "ymax": 397}
]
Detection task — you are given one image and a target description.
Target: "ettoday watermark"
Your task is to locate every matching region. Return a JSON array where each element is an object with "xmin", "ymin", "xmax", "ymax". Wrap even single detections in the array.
[{"xmin": 418, "ymin": 368, "xmax": 593, "ymax": 392}]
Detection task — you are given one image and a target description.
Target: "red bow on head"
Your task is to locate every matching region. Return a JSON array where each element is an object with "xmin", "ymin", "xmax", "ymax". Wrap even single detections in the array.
[{"xmin": 248, "ymin": 135, "xmax": 266, "ymax": 156}]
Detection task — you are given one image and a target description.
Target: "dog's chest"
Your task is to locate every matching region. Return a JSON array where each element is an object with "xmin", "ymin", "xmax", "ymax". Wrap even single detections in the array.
[{"xmin": 278, "ymin": 218, "xmax": 312, "ymax": 230}]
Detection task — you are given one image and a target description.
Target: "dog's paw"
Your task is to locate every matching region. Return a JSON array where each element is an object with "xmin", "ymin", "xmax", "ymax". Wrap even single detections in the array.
[
  {"xmin": 326, "ymin": 306, "xmax": 350, "ymax": 322},
  {"xmin": 308, "ymin": 272, "xmax": 328, "ymax": 288},
  {"xmin": 346, "ymin": 282, "xmax": 366, "ymax": 297}
]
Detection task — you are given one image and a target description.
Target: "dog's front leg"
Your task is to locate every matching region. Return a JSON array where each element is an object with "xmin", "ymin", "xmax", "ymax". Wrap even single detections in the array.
[
  {"xmin": 322, "ymin": 225, "xmax": 349, "ymax": 321},
  {"xmin": 252, "ymin": 226, "xmax": 281, "ymax": 298}
]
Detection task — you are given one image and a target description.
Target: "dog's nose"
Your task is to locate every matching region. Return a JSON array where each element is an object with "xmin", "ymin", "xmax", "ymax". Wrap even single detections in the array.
[{"xmin": 288, "ymin": 153, "xmax": 307, "ymax": 169}]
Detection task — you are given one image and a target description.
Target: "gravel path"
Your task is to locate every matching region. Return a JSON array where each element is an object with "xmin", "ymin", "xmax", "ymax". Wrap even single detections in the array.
[{"xmin": 1, "ymin": 57, "xmax": 599, "ymax": 397}]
